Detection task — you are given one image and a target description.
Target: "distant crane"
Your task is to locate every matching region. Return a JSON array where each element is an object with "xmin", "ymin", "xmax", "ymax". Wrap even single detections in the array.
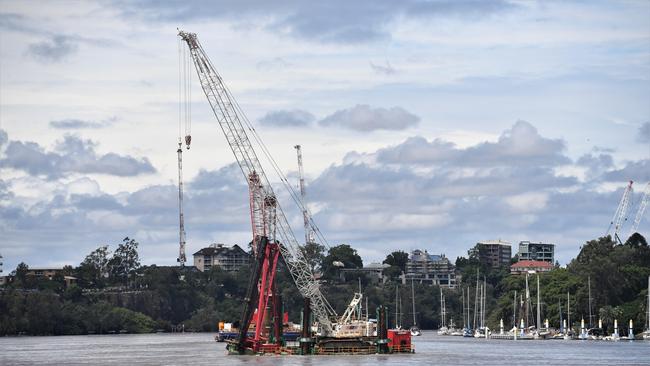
[
  {"xmin": 176, "ymin": 37, "xmax": 193, "ymax": 267},
  {"xmin": 628, "ymin": 182, "xmax": 650, "ymax": 239},
  {"xmin": 607, "ymin": 180, "xmax": 634, "ymax": 244},
  {"xmin": 294, "ymin": 145, "xmax": 314, "ymax": 245}
]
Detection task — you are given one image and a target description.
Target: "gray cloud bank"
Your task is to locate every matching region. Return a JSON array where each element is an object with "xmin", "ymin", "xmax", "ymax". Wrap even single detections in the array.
[
  {"xmin": 259, "ymin": 109, "xmax": 315, "ymax": 127},
  {"xmin": 319, "ymin": 104, "xmax": 419, "ymax": 131},
  {"xmin": 1, "ymin": 121, "xmax": 648, "ymax": 272},
  {"xmin": 638, "ymin": 122, "xmax": 650, "ymax": 143},
  {"xmin": 118, "ymin": 0, "xmax": 517, "ymax": 43},
  {"xmin": 0, "ymin": 130, "xmax": 155, "ymax": 179}
]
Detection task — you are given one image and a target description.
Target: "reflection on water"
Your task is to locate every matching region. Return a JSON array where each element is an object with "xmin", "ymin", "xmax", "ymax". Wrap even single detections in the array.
[{"xmin": 1, "ymin": 331, "xmax": 648, "ymax": 365}]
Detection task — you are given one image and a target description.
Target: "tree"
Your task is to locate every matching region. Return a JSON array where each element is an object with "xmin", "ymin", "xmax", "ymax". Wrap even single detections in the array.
[
  {"xmin": 301, "ymin": 242, "xmax": 325, "ymax": 273},
  {"xmin": 383, "ymin": 251, "xmax": 409, "ymax": 273},
  {"xmin": 78, "ymin": 245, "xmax": 110, "ymax": 288},
  {"xmin": 624, "ymin": 232, "xmax": 648, "ymax": 248},
  {"xmin": 15, "ymin": 262, "xmax": 29, "ymax": 285},
  {"xmin": 321, "ymin": 244, "xmax": 363, "ymax": 280},
  {"xmin": 109, "ymin": 237, "xmax": 141, "ymax": 286}
]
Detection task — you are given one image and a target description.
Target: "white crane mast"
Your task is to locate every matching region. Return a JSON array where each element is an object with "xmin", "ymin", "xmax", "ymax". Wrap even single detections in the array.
[
  {"xmin": 178, "ymin": 30, "xmax": 336, "ymax": 334},
  {"xmin": 607, "ymin": 180, "xmax": 634, "ymax": 243},
  {"xmin": 629, "ymin": 182, "xmax": 650, "ymax": 238},
  {"xmin": 177, "ymin": 142, "xmax": 187, "ymax": 266},
  {"xmin": 294, "ymin": 145, "xmax": 314, "ymax": 245}
]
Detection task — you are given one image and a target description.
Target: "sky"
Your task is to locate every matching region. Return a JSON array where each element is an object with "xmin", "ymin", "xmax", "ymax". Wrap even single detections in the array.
[{"xmin": 1, "ymin": 0, "xmax": 649, "ymax": 273}]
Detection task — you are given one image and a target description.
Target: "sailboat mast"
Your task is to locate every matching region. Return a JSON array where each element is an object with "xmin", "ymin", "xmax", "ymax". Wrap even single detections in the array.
[
  {"xmin": 462, "ymin": 288, "xmax": 466, "ymax": 329},
  {"xmin": 468, "ymin": 287, "xmax": 471, "ymax": 329},
  {"xmin": 474, "ymin": 271, "xmax": 479, "ymax": 330},
  {"xmin": 567, "ymin": 292, "xmax": 571, "ymax": 334},
  {"xmin": 644, "ymin": 275, "xmax": 650, "ymax": 330},
  {"xmin": 513, "ymin": 290, "xmax": 517, "ymax": 329},
  {"xmin": 525, "ymin": 273, "xmax": 530, "ymax": 329},
  {"xmin": 399, "ymin": 291, "xmax": 403, "ymax": 328},
  {"xmin": 558, "ymin": 298, "xmax": 563, "ymax": 331},
  {"xmin": 440, "ymin": 287, "xmax": 444, "ymax": 327},
  {"xmin": 395, "ymin": 284, "xmax": 399, "ymax": 329},
  {"xmin": 587, "ymin": 276, "xmax": 594, "ymax": 328},
  {"xmin": 411, "ymin": 278, "xmax": 417, "ymax": 326},
  {"xmin": 536, "ymin": 274, "xmax": 541, "ymax": 330},
  {"xmin": 481, "ymin": 276, "xmax": 487, "ymax": 327}
]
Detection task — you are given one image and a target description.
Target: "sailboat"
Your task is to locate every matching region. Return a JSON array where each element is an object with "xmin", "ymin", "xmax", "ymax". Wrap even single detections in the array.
[
  {"xmin": 474, "ymin": 276, "xmax": 488, "ymax": 338},
  {"xmin": 437, "ymin": 287, "xmax": 448, "ymax": 335},
  {"xmin": 641, "ymin": 276, "xmax": 650, "ymax": 341},
  {"xmin": 410, "ymin": 278, "xmax": 422, "ymax": 336},
  {"xmin": 463, "ymin": 286, "xmax": 473, "ymax": 337}
]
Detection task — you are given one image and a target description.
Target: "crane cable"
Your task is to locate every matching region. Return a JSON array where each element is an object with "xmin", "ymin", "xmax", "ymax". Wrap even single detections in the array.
[
  {"xmin": 223, "ymin": 78, "xmax": 332, "ymax": 249},
  {"xmin": 195, "ymin": 40, "xmax": 331, "ymax": 249}
]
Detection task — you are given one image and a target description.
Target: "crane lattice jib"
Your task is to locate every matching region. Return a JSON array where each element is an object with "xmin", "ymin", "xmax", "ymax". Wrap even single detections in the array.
[
  {"xmin": 614, "ymin": 181, "xmax": 634, "ymax": 239},
  {"xmin": 629, "ymin": 182, "xmax": 650, "ymax": 238},
  {"xmin": 607, "ymin": 180, "xmax": 633, "ymax": 239},
  {"xmin": 178, "ymin": 30, "xmax": 336, "ymax": 334},
  {"xmin": 339, "ymin": 292, "xmax": 363, "ymax": 325}
]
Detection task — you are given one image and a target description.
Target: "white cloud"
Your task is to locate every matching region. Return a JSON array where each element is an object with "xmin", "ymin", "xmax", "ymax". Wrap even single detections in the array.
[{"xmin": 505, "ymin": 192, "xmax": 549, "ymax": 213}]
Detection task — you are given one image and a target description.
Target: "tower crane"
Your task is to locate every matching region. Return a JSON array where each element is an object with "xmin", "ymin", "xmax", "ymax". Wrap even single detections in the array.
[
  {"xmin": 177, "ymin": 30, "xmax": 338, "ymax": 347},
  {"xmin": 628, "ymin": 182, "xmax": 650, "ymax": 238},
  {"xmin": 294, "ymin": 145, "xmax": 314, "ymax": 245},
  {"xmin": 607, "ymin": 180, "xmax": 634, "ymax": 244}
]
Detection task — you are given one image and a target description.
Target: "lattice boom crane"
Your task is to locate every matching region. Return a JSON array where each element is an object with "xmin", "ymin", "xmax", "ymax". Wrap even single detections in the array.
[
  {"xmin": 178, "ymin": 30, "xmax": 337, "ymax": 335},
  {"xmin": 629, "ymin": 182, "xmax": 650, "ymax": 238},
  {"xmin": 607, "ymin": 180, "xmax": 634, "ymax": 244}
]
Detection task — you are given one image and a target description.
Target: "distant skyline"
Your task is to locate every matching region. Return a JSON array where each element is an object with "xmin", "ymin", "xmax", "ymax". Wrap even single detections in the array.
[{"xmin": 1, "ymin": 1, "xmax": 649, "ymax": 272}]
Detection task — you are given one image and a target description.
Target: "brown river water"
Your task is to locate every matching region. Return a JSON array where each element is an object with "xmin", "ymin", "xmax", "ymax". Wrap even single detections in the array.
[{"xmin": 1, "ymin": 331, "xmax": 649, "ymax": 365}]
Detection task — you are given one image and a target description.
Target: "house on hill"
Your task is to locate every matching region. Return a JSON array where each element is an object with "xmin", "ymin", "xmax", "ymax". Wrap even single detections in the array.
[
  {"xmin": 193, "ymin": 243, "xmax": 250, "ymax": 272},
  {"xmin": 510, "ymin": 260, "xmax": 553, "ymax": 275}
]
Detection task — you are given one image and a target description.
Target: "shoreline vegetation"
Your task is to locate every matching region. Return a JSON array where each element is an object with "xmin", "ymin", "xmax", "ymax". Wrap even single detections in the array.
[{"xmin": 1, "ymin": 234, "xmax": 648, "ymax": 337}]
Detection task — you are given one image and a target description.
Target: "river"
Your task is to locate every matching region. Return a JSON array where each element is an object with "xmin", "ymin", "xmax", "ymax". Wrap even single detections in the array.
[{"xmin": 1, "ymin": 331, "xmax": 648, "ymax": 365}]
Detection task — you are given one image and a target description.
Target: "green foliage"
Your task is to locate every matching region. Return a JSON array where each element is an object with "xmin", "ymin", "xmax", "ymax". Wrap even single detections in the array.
[
  {"xmin": 109, "ymin": 237, "xmax": 141, "ymax": 285},
  {"xmin": 322, "ymin": 244, "xmax": 363, "ymax": 280},
  {"xmin": 383, "ymin": 251, "xmax": 409, "ymax": 273},
  {"xmin": 78, "ymin": 245, "xmax": 110, "ymax": 288},
  {"xmin": 3, "ymin": 234, "xmax": 648, "ymax": 336},
  {"xmin": 301, "ymin": 242, "xmax": 326, "ymax": 273}
]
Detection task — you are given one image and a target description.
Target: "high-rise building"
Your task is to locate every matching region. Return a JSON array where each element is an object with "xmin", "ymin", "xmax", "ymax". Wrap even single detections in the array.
[
  {"xmin": 517, "ymin": 241, "xmax": 555, "ymax": 263},
  {"xmin": 475, "ymin": 240, "xmax": 512, "ymax": 268},
  {"xmin": 406, "ymin": 249, "xmax": 458, "ymax": 288}
]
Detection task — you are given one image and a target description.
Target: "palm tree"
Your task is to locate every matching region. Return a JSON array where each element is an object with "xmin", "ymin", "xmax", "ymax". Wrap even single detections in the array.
[{"xmin": 599, "ymin": 306, "xmax": 622, "ymax": 332}]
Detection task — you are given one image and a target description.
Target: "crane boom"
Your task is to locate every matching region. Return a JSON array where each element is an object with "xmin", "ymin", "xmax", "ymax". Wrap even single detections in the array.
[
  {"xmin": 294, "ymin": 145, "xmax": 314, "ymax": 245},
  {"xmin": 629, "ymin": 182, "xmax": 650, "ymax": 238},
  {"xmin": 607, "ymin": 180, "xmax": 634, "ymax": 244},
  {"xmin": 178, "ymin": 30, "xmax": 336, "ymax": 334}
]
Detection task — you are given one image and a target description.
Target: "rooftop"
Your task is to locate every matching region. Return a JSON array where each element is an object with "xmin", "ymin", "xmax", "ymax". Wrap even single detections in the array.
[
  {"xmin": 193, "ymin": 244, "xmax": 249, "ymax": 257},
  {"xmin": 477, "ymin": 240, "xmax": 511, "ymax": 246},
  {"xmin": 510, "ymin": 260, "xmax": 553, "ymax": 269}
]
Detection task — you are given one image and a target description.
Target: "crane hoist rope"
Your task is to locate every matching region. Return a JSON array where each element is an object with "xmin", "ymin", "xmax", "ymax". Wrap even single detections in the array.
[{"xmin": 178, "ymin": 30, "xmax": 337, "ymax": 336}]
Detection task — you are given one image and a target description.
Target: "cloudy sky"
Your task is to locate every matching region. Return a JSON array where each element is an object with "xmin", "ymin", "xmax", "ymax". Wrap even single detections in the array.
[{"xmin": 1, "ymin": 0, "xmax": 649, "ymax": 273}]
